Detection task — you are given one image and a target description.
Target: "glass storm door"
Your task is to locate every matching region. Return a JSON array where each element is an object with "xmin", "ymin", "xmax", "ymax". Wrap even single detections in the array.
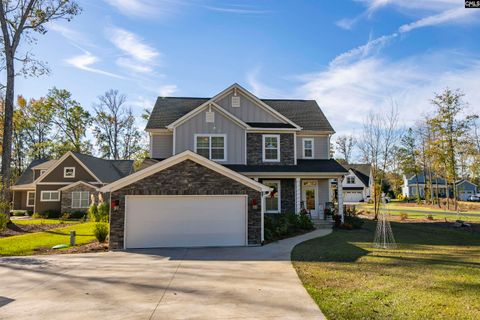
[{"xmin": 302, "ymin": 181, "xmax": 319, "ymax": 219}]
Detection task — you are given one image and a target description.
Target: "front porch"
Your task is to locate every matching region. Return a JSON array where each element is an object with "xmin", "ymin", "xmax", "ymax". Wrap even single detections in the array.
[{"xmin": 255, "ymin": 176, "xmax": 345, "ymax": 223}]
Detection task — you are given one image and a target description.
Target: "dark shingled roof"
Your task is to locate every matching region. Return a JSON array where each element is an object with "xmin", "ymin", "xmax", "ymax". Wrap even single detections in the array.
[
  {"xmin": 225, "ymin": 159, "xmax": 347, "ymax": 174},
  {"xmin": 72, "ymin": 153, "xmax": 134, "ymax": 183},
  {"xmin": 343, "ymin": 164, "xmax": 371, "ymax": 186},
  {"xmin": 15, "ymin": 159, "xmax": 50, "ymax": 185},
  {"xmin": 146, "ymin": 97, "xmax": 335, "ymax": 132}
]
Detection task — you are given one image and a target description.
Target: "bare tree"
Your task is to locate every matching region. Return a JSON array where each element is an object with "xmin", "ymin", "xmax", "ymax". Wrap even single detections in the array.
[
  {"xmin": 335, "ymin": 134, "xmax": 356, "ymax": 164},
  {"xmin": 359, "ymin": 104, "xmax": 400, "ymax": 219},
  {"xmin": 0, "ymin": 0, "xmax": 80, "ymax": 215}
]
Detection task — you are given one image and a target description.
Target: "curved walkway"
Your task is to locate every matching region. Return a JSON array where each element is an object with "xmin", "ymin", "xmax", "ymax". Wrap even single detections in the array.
[{"xmin": 0, "ymin": 229, "xmax": 330, "ymax": 319}]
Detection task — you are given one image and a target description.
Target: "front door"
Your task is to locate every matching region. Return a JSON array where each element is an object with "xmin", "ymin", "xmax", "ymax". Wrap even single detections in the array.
[{"xmin": 302, "ymin": 180, "xmax": 319, "ymax": 219}]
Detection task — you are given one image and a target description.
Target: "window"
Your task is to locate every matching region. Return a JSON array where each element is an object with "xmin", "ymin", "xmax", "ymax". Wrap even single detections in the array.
[
  {"xmin": 303, "ymin": 138, "xmax": 314, "ymax": 159},
  {"xmin": 262, "ymin": 135, "xmax": 280, "ymax": 162},
  {"xmin": 346, "ymin": 176, "xmax": 355, "ymax": 184},
  {"xmin": 264, "ymin": 180, "xmax": 281, "ymax": 213},
  {"xmin": 41, "ymin": 191, "xmax": 60, "ymax": 202},
  {"xmin": 26, "ymin": 191, "xmax": 35, "ymax": 207},
  {"xmin": 72, "ymin": 191, "xmax": 90, "ymax": 208},
  {"xmin": 64, "ymin": 167, "xmax": 75, "ymax": 178},
  {"xmin": 195, "ymin": 134, "xmax": 226, "ymax": 161}
]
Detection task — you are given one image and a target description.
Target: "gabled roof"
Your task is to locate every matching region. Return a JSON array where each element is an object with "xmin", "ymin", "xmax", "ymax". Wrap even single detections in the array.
[
  {"xmin": 406, "ymin": 172, "xmax": 446, "ymax": 185},
  {"xmin": 146, "ymin": 84, "xmax": 334, "ymax": 132},
  {"xmin": 58, "ymin": 181, "xmax": 99, "ymax": 191},
  {"xmin": 31, "ymin": 159, "xmax": 57, "ymax": 170},
  {"xmin": 14, "ymin": 159, "xmax": 50, "ymax": 186},
  {"xmin": 456, "ymin": 179, "xmax": 478, "ymax": 187},
  {"xmin": 342, "ymin": 164, "xmax": 371, "ymax": 186},
  {"xmin": 100, "ymin": 150, "xmax": 271, "ymax": 193}
]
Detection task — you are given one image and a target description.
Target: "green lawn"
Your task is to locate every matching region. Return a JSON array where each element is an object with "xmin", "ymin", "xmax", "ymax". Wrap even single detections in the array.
[
  {"xmin": 13, "ymin": 219, "xmax": 79, "ymax": 225},
  {"xmin": 292, "ymin": 220, "xmax": 480, "ymax": 320},
  {"xmin": 0, "ymin": 222, "xmax": 97, "ymax": 256},
  {"xmin": 358, "ymin": 203, "xmax": 480, "ymax": 214}
]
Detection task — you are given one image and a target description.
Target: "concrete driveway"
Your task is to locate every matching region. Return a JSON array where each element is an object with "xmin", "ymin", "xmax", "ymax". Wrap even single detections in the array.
[{"xmin": 0, "ymin": 229, "xmax": 330, "ymax": 320}]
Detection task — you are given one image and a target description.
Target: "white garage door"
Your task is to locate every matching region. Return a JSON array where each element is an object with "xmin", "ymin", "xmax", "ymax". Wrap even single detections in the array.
[
  {"xmin": 125, "ymin": 195, "xmax": 247, "ymax": 248},
  {"xmin": 344, "ymin": 191, "xmax": 363, "ymax": 203}
]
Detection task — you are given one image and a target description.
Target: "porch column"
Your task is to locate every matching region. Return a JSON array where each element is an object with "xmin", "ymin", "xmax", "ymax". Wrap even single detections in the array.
[
  {"xmin": 295, "ymin": 177, "xmax": 301, "ymax": 214},
  {"xmin": 338, "ymin": 176, "xmax": 344, "ymax": 223}
]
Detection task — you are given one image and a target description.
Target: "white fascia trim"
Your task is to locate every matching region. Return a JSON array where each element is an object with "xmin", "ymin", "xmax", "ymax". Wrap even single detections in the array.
[
  {"xmin": 11, "ymin": 184, "xmax": 35, "ymax": 190},
  {"xmin": 33, "ymin": 151, "xmax": 102, "ymax": 184},
  {"xmin": 210, "ymin": 83, "xmax": 302, "ymax": 130},
  {"xmin": 40, "ymin": 190, "xmax": 60, "ymax": 202},
  {"xmin": 100, "ymin": 150, "xmax": 272, "ymax": 193},
  {"xmin": 58, "ymin": 181, "xmax": 99, "ymax": 192},
  {"xmin": 145, "ymin": 128, "xmax": 172, "ymax": 134},
  {"xmin": 262, "ymin": 134, "xmax": 280, "ymax": 163},
  {"xmin": 241, "ymin": 172, "xmax": 346, "ymax": 178},
  {"xmin": 246, "ymin": 128, "xmax": 299, "ymax": 133},
  {"xmin": 166, "ymin": 102, "xmax": 250, "ymax": 130},
  {"xmin": 297, "ymin": 131, "xmax": 333, "ymax": 136}
]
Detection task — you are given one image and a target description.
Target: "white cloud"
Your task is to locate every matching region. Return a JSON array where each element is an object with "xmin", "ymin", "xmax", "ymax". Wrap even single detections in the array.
[
  {"xmin": 203, "ymin": 5, "xmax": 271, "ymax": 15},
  {"xmin": 108, "ymin": 27, "xmax": 159, "ymax": 63},
  {"xmin": 106, "ymin": 26, "xmax": 160, "ymax": 74},
  {"xmin": 399, "ymin": 7, "xmax": 478, "ymax": 33},
  {"xmin": 49, "ymin": 23, "xmax": 93, "ymax": 47},
  {"xmin": 65, "ymin": 52, "xmax": 125, "ymax": 79},
  {"xmin": 103, "ymin": 0, "xmax": 180, "ymax": 18},
  {"xmin": 296, "ymin": 52, "xmax": 480, "ymax": 136},
  {"xmin": 158, "ymin": 84, "xmax": 178, "ymax": 97},
  {"xmin": 246, "ymin": 67, "xmax": 284, "ymax": 98}
]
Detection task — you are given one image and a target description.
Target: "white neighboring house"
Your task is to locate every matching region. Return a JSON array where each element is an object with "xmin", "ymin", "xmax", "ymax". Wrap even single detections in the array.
[{"xmin": 341, "ymin": 164, "xmax": 372, "ymax": 203}]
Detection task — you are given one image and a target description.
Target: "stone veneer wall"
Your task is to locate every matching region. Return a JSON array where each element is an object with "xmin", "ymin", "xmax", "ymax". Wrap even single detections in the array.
[
  {"xmin": 109, "ymin": 160, "xmax": 262, "ymax": 250},
  {"xmin": 259, "ymin": 178, "xmax": 295, "ymax": 214},
  {"xmin": 246, "ymin": 133, "xmax": 295, "ymax": 165},
  {"xmin": 61, "ymin": 184, "xmax": 99, "ymax": 213}
]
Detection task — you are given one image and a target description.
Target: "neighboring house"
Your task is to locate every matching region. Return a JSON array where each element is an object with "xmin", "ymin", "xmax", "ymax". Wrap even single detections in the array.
[
  {"xmin": 11, "ymin": 151, "xmax": 134, "ymax": 214},
  {"xmin": 340, "ymin": 164, "xmax": 372, "ymax": 203},
  {"xmin": 101, "ymin": 83, "xmax": 347, "ymax": 250},
  {"xmin": 456, "ymin": 179, "xmax": 478, "ymax": 201},
  {"xmin": 402, "ymin": 172, "xmax": 448, "ymax": 198}
]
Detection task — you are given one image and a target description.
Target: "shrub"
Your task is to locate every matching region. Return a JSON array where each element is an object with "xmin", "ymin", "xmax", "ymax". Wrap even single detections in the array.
[
  {"xmin": 400, "ymin": 213, "xmax": 408, "ymax": 221},
  {"xmin": 12, "ymin": 210, "xmax": 27, "ymax": 216},
  {"xmin": 341, "ymin": 222, "xmax": 353, "ymax": 230},
  {"xmin": 344, "ymin": 215, "xmax": 364, "ymax": 229},
  {"xmin": 97, "ymin": 202, "xmax": 109, "ymax": 222},
  {"xmin": 264, "ymin": 213, "xmax": 314, "ymax": 242},
  {"xmin": 59, "ymin": 213, "xmax": 70, "ymax": 223},
  {"xmin": 94, "ymin": 223, "xmax": 109, "ymax": 243},
  {"xmin": 32, "ymin": 212, "xmax": 45, "ymax": 219},
  {"xmin": 27, "ymin": 211, "xmax": 34, "ymax": 216},
  {"xmin": 333, "ymin": 214, "xmax": 342, "ymax": 227},
  {"xmin": 44, "ymin": 210, "xmax": 61, "ymax": 219},
  {"xmin": 68, "ymin": 211, "xmax": 86, "ymax": 220},
  {"xmin": 88, "ymin": 204, "xmax": 99, "ymax": 222},
  {"xmin": 427, "ymin": 214, "xmax": 434, "ymax": 221},
  {"xmin": 0, "ymin": 213, "xmax": 8, "ymax": 231}
]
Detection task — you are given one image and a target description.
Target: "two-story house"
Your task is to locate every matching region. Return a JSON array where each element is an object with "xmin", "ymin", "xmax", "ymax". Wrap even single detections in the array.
[
  {"xmin": 11, "ymin": 151, "xmax": 134, "ymax": 214},
  {"xmin": 101, "ymin": 84, "xmax": 347, "ymax": 250}
]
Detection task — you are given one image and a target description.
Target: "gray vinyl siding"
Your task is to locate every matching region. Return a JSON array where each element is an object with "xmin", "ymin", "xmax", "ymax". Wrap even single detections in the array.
[
  {"xmin": 296, "ymin": 136, "xmax": 330, "ymax": 159},
  {"xmin": 215, "ymin": 92, "xmax": 283, "ymax": 123},
  {"xmin": 151, "ymin": 134, "xmax": 173, "ymax": 159},
  {"xmin": 175, "ymin": 108, "xmax": 246, "ymax": 164},
  {"xmin": 317, "ymin": 179, "xmax": 330, "ymax": 207}
]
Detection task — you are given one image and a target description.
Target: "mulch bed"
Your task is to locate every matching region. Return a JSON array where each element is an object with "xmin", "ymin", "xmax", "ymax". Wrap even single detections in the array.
[
  {"xmin": 35, "ymin": 241, "xmax": 109, "ymax": 255},
  {"xmin": 360, "ymin": 212, "xmax": 480, "ymax": 233},
  {"xmin": 0, "ymin": 223, "xmax": 68, "ymax": 238}
]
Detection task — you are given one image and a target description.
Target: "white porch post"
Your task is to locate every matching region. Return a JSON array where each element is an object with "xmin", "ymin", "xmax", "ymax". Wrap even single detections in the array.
[
  {"xmin": 338, "ymin": 176, "xmax": 344, "ymax": 223},
  {"xmin": 295, "ymin": 177, "xmax": 301, "ymax": 214}
]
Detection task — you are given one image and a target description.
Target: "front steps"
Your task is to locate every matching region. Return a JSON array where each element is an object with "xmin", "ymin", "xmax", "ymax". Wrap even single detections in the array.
[{"xmin": 312, "ymin": 218, "xmax": 334, "ymax": 229}]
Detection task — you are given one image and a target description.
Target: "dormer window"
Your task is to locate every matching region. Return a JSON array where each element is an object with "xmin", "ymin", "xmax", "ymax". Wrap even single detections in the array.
[
  {"xmin": 302, "ymin": 138, "xmax": 314, "ymax": 159},
  {"xmin": 64, "ymin": 167, "xmax": 75, "ymax": 178},
  {"xmin": 262, "ymin": 134, "xmax": 280, "ymax": 162},
  {"xmin": 346, "ymin": 176, "xmax": 355, "ymax": 184}
]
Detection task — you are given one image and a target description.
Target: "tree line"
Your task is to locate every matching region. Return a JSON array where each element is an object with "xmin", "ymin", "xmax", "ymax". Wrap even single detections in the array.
[
  {"xmin": 335, "ymin": 88, "xmax": 479, "ymax": 217},
  {"xmin": 5, "ymin": 88, "xmax": 147, "ymax": 180}
]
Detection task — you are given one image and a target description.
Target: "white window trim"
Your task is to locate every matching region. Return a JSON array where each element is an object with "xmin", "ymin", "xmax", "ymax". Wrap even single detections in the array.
[
  {"xmin": 26, "ymin": 191, "xmax": 35, "ymax": 207},
  {"xmin": 40, "ymin": 191, "xmax": 60, "ymax": 202},
  {"xmin": 64, "ymin": 167, "xmax": 76, "ymax": 178},
  {"xmin": 71, "ymin": 191, "xmax": 90, "ymax": 209},
  {"xmin": 264, "ymin": 180, "xmax": 281, "ymax": 213},
  {"xmin": 262, "ymin": 134, "xmax": 280, "ymax": 162},
  {"xmin": 194, "ymin": 134, "xmax": 227, "ymax": 162},
  {"xmin": 302, "ymin": 138, "xmax": 314, "ymax": 159}
]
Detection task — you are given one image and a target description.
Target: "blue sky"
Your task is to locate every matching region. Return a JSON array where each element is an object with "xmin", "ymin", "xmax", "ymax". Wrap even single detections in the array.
[{"xmin": 15, "ymin": 0, "xmax": 480, "ymax": 138}]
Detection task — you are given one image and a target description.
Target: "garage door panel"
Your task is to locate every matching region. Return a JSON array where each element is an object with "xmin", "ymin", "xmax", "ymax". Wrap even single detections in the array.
[
  {"xmin": 125, "ymin": 195, "xmax": 247, "ymax": 248},
  {"xmin": 344, "ymin": 191, "xmax": 363, "ymax": 202}
]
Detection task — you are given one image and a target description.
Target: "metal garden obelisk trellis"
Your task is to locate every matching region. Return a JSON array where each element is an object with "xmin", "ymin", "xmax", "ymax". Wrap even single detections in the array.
[{"xmin": 373, "ymin": 201, "xmax": 396, "ymax": 249}]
